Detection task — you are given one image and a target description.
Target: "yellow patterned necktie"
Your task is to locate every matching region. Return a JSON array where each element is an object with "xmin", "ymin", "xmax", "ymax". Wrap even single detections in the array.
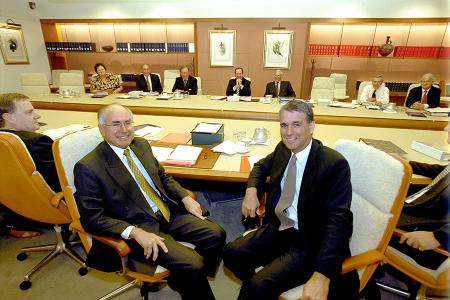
[{"xmin": 124, "ymin": 148, "xmax": 170, "ymax": 221}]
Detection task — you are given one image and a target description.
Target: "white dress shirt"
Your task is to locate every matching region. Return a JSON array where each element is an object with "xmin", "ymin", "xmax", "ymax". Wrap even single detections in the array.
[
  {"xmin": 360, "ymin": 84, "xmax": 390, "ymax": 104},
  {"xmin": 146, "ymin": 75, "xmax": 153, "ymax": 91},
  {"xmin": 107, "ymin": 143, "xmax": 162, "ymax": 239},
  {"xmin": 281, "ymin": 140, "xmax": 312, "ymax": 230}
]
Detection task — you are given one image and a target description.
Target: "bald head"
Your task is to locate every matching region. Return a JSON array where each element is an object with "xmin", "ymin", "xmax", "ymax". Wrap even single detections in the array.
[
  {"xmin": 274, "ymin": 70, "xmax": 283, "ymax": 82},
  {"xmin": 420, "ymin": 73, "xmax": 435, "ymax": 90},
  {"xmin": 142, "ymin": 64, "xmax": 151, "ymax": 76}
]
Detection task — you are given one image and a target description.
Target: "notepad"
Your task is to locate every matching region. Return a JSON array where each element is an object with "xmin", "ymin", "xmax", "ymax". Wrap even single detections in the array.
[
  {"xmin": 359, "ymin": 138, "xmax": 407, "ymax": 155},
  {"xmin": 160, "ymin": 133, "xmax": 192, "ymax": 144},
  {"xmin": 43, "ymin": 124, "xmax": 90, "ymax": 140}
]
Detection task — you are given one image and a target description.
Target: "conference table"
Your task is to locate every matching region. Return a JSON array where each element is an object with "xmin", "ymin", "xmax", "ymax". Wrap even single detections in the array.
[
  {"xmin": 28, "ymin": 93, "xmax": 448, "ymax": 131},
  {"xmin": 37, "ymin": 109, "xmax": 448, "ymax": 184}
]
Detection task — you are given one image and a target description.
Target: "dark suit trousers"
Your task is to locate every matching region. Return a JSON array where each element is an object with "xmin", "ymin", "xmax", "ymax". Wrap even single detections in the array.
[
  {"xmin": 223, "ymin": 223, "xmax": 358, "ymax": 300},
  {"xmin": 128, "ymin": 211, "xmax": 226, "ymax": 300}
]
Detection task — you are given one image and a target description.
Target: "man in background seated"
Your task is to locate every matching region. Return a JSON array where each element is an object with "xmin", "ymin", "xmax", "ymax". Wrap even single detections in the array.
[
  {"xmin": 390, "ymin": 121, "xmax": 449, "ymax": 270},
  {"xmin": 359, "ymin": 75, "xmax": 390, "ymax": 105},
  {"xmin": 264, "ymin": 69, "xmax": 296, "ymax": 98},
  {"xmin": 74, "ymin": 104, "xmax": 225, "ymax": 300},
  {"xmin": 405, "ymin": 73, "xmax": 441, "ymax": 110},
  {"xmin": 172, "ymin": 66, "xmax": 198, "ymax": 95},
  {"xmin": 135, "ymin": 64, "xmax": 162, "ymax": 94},
  {"xmin": 223, "ymin": 100, "xmax": 359, "ymax": 300},
  {"xmin": 226, "ymin": 67, "xmax": 251, "ymax": 96},
  {"xmin": 0, "ymin": 93, "xmax": 60, "ymax": 237}
]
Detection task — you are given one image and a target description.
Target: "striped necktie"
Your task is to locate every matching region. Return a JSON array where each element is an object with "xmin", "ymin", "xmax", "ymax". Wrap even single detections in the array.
[
  {"xmin": 275, "ymin": 155, "xmax": 297, "ymax": 231},
  {"xmin": 407, "ymin": 164, "xmax": 450, "ymax": 202},
  {"xmin": 124, "ymin": 149, "xmax": 170, "ymax": 221}
]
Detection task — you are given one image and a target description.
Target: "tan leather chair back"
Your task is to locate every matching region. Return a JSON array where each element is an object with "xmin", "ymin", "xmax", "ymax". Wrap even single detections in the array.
[{"xmin": 0, "ymin": 132, "xmax": 71, "ymax": 224}]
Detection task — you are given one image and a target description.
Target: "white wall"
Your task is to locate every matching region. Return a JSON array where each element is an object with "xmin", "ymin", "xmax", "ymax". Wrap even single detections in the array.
[
  {"xmin": 0, "ymin": 1, "xmax": 51, "ymax": 92},
  {"xmin": 0, "ymin": 0, "xmax": 448, "ymax": 92}
]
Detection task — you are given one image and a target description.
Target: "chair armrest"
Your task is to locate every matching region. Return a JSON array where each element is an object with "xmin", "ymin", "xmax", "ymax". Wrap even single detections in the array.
[
  {"xmin": 393, "ymin": 228, "xmax": 450, "ymax": 257},
  {"xmin": 50, "ymin": 191, "xmax": 65, "ymax": 208},
  {"xmin": 91, "ymin": 235, "xmax": 131, "ymax": 258},
  {"xmin": 342, "ymin": 250, "xmax": 384, "ymax": 274},
  {"xmin": 186, "ymin": 189, "xmax": 197, "ymax": 201}
]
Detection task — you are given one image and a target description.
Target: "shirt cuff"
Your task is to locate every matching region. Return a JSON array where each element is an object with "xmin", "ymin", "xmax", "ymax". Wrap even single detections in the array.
[
  {"xmin": 424, "ymin": 104, "xmax": 429, "ymax": 109},
  {"xmin": 121, "ymin": 225, "xmax": 135, "ymax": 239}
]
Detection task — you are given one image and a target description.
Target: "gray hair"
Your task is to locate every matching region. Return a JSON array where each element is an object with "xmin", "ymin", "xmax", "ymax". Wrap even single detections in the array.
[
  {"xmin": 97, "ymin": 103, "xmax": 133, "ymax": 125},
  {"xmin": 279, "ymin": 100, "xmax": 314, "ymax": 123}
]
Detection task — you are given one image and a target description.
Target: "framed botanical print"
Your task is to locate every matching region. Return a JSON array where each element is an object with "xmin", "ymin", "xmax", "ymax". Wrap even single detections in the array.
[
  {"xmin": 0, "ymin": 25, "xmax": 29, "ymax": 64},
  {"xmin": 209, "ymin": 30, "xmax": 236, "ymax": 67},
  {"xmin": 263, "ymin": 30, "xmax": 293, "ymax": 69}
]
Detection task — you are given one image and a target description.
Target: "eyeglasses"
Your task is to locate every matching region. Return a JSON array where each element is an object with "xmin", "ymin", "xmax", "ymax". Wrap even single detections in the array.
[{"xmin": 103, "ymin": 120, "xmax": 134, "ymax": 129}]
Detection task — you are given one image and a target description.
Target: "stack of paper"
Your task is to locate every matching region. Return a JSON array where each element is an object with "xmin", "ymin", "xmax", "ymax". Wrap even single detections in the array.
[
  {"xmin": 411, "ymin": 140, "xmax": 450, "ymax": 161},
  {"xmin": 424, "ymin": 107, "xmax": 450, "ymax": 117},
  {"xmin": 192, "ymin": 123, "xmax": 222, "ymax": 134},
  {"xmin": 151, "ymin": 146, "xmax": 174, "ymax": 162},
  {"xmin": 165, "ymin": 145, "xmax": 203, "ymax": 165},
  {"xmin": 43, "ymin": 124, "xmax": 89, "ymax": 140},
  {"xmin": 134, "ymin": 125, "xmax": 162, "ymax": 138}
]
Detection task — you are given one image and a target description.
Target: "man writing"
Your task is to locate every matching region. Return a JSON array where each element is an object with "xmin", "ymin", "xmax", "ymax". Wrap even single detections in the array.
[
  {"xmin": 223, "ymin": 100, "xmax": 358, "ymax": 300},
  {"xmin": 74, "ymin": 104, "xmax": 225, "ymax": 300},
  {"xmin": 264, "ymin": 70, "xmax": 296, "ymax": 98},
  {"xmin": 359, "ymin": 75, "xmax": 389, "ymax": 105},
  {"xmin": 405, "ymin": 73, "xmax": 441, "ymax": 110},
  {"xmin": 135, "ymin": 64, "xmax": 163, "ymax": 94},
  {"xmin": 226, "ymin": 67, "xmax": 251, "ymax": 96},
  {"xmin": 0, "ymin": 93, "xmax": 60, "ymax": 237}
]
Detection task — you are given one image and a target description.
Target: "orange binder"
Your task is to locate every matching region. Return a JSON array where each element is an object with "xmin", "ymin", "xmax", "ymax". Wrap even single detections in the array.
[{"xmin": 160, "ymin": 133, "xmax": 191, "ymax": 144}]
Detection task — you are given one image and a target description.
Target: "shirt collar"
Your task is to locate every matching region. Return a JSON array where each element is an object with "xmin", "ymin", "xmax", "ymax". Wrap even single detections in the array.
[
  {"xmin": 107, "ymin": 142, "xmax": 129, "ymax": 159},
  {"xmin": 292, "ymin": 139, "xmax": 313, "ymax": 163}
]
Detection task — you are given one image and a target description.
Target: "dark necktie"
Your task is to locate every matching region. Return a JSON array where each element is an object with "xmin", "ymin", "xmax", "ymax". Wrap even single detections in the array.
[
  {"xmin": 407, "ymin": 164, "xmax": 450, "ymax": 203},
  {"xmin": 183, "ymin": 79, "xmax": 188, "ymax": 88},
  {"xmin": 275, "ymin": 155, "xmax": 297, "ymax": 231},
  {"xmin": 421, "ymin": 90, "xmax": 428, "ymax": 104},
  {"xmin": 372, "ymin": 90, "xmax": 376, "ymax": 98},
  {"xmin": 124, "ymin": 149, "xmax": 170, "ymax": 221},
  {"xmin": 236, "ymin": 83, "xmax": 240, "ymax": 96},
  {"xmin": 276, "ymin": 82, "xmax": 280, "ymax": 97}
]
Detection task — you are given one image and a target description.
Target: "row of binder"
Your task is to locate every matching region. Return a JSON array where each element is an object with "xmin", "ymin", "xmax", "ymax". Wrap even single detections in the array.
[
  {"xmin": 309, "ymin": 44, "xmax": 450, "ymax": 59},
  {"xmin": 116, "ymin": 42, "xmax": 191, "ymax": 53},
  {"xmin": 46, "ymin": 42, "xmax": 96, "ymax": 52}
]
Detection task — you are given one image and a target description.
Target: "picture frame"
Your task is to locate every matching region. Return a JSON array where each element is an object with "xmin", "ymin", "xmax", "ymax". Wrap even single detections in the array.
[
  {"xmin": 263, "ymin": 30, "xmax": 293, "ymax": 69},
  {"xmin": 209, "ymin": 30, "xmax": 236, "ymax": 67},
  {"xmin": 0, "ymin": 25, "xmax": 29, "ymax": 64}
]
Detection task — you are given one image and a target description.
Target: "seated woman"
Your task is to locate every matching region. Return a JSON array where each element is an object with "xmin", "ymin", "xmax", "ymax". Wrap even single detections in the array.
[{"xmin": 90, "ymin": 63, "xmax": 123, "ymax": 94}]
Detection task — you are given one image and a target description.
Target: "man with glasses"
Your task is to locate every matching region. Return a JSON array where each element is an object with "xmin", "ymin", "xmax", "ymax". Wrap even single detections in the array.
[
  {"xmin": 264, "ymin": 70, "xmax": 296, "ymax": 98},
  {"xmin": 74, "ymin": 104, "xmax": 225, "ymax": 300},
  {"xmin": 405, "ymin": 73, "xmax": 441, "ymax": 110},
  {"xmin": 359, "ymin": 75, "xmax": 390, "ymax": 106}
]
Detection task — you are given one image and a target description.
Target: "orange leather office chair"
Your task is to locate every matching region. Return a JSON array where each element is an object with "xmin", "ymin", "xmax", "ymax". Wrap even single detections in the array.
[
  {"xmin": 275, "ymin": 139, "xmax": 412, "ymax": 299},
  {"xmin": 53, "ymin": 127, "xmax": 194, "ymax": 299},
  {"xmin": 378, "ymin": 228, "xmax": 450, "ymax": 299},
  {"xmin": 0, "ymin": 132, "xmax": 87, "ymax": 290}
]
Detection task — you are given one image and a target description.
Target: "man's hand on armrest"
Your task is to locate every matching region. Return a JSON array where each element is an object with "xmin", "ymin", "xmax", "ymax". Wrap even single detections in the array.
[
  {"xmin": 400, "ymin": 231, "xmax": 441, "ymax": 251},
  {"xmin": 242, "ymin": 187, "xmax": 260, "ymax": 218},
  {"xmin": 130, "ymin": 227, "xmax": 168, "ymax": 260},
  {"xmin": 301, "ymin": 271, "xmax": 330, "ymax": 300}
]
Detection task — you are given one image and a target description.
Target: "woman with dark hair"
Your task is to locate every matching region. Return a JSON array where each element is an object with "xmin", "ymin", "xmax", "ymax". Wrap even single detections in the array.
[{"xmin": 90, "ymin": 63, "xmax": 123, "ymax": 94}]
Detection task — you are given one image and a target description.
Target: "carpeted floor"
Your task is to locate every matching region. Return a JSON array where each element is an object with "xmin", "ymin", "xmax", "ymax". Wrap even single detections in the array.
[{"xmin": 0, "ymin": 191, "xmax": 445, "ymax": 299}]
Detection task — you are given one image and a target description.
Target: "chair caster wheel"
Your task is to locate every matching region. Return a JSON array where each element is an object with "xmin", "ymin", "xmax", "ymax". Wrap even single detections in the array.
[
  {"xmin": 20, "ymin": 280, "xmax": 32, "ymax": 290},
  {"xmin": 17, "ymin": 252, "xmax": 28, "ymax": 261},
  {"xmin": 78, "ymin": 267, "xmax": 88, "ymax": 276}
]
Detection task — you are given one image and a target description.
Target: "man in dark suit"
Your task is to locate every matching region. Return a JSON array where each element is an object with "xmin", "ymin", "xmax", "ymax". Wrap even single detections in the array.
[
  {"xmin": 405, "ymin": 73, "xmax": 441, "ymax": 110},
  {"xmin": 0, "ymin": 93, "xmax": 60, "ymax": 237},
  {"xmin": 74, "ymin": 104, "xmax": 225, "ymax": 300},
  {"xmin": 172, "ymin": 66, "xmax": 198, "ymax": 95},
  {"xmin": 223, "ymin": 101, "xmax": 359, "ymax": 300},
  {"xmin": 390, "ymin": 122, "xmax": 449, "ymax": 270},
  {"xmin": 226, "ymin": 67, "xmax": 251, "ymax": 96},
  {"xmin": 264, "ymin": 70, "xmax": 296, "ymax": 98},
  {"xmin": 135, "ymin": 64, "xmax": 162, "ymax": 93}
]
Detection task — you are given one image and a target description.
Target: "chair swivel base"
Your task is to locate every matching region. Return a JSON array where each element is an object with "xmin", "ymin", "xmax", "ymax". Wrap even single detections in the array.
[
  {"xmin": 98, "ymin": 279, "xmax": 162, "ymax": 300},
  {"xmin": 17, "ymin": 224, "xmax": 88, "ymax": 290}
]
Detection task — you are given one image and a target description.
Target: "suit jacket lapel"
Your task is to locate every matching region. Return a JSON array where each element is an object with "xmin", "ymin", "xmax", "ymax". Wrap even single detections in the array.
[
  {"xmin": 100, "ymin": 142, "xmax": 156, "ymax": 217},
  {"xmin": 298, "ymin": 140, "xmax": 320, "ymax": 210}
]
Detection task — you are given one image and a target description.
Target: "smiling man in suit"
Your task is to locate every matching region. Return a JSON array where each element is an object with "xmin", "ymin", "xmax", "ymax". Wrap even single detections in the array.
[
  {"xmin": 226, "ymin": 67, "xmax": 251, "ymax": 96},
  {"xmin": 172, "ymin": 66, "xmax": 198, "ymax": 95},
  {"xmin": 264, "ymin": 70, "xmax": 296, "ymax": 98},
  {"xmin": 74, "ymin": 104, "xmax": 225, "ymax": 300},
  {"xmin": 405, "ymin": 73, "xmax": 441, "ymax": 110},
  {"xmin": 135, "ymin": 64, "xmax": 162, "ymax": 93},
  {"xmin": 223, "ymin": 100, "xmax": 358, "ymax": 300}
]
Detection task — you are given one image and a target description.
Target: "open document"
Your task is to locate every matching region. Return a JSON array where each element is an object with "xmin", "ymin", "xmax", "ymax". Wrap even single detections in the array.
[
  {"xmin": 192, "ymin": 123, "xmax": 222, "ymax": 134},
  {"xmin": 165, "ymin": 145, "xmax": 203, "ymax": 165},
  {"xmin": 43, "ymin": 124, "xmax": 89, "ymax": 140}
]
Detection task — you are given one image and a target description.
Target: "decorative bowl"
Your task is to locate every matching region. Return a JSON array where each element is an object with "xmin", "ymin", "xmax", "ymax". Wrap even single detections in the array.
[{"xmin": 102, "ymin": 45, "xmax": 114, "ymax": 52}]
